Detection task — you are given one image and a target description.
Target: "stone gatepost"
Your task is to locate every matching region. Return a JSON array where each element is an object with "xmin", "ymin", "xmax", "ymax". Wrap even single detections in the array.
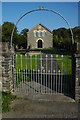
[
  {"xmin": 75, "ymin": 42, "xmax": 80, "ymax": 102},
  {"xmin": 2, "ymin": 42, "xmax": 14, "ymax": 93}
]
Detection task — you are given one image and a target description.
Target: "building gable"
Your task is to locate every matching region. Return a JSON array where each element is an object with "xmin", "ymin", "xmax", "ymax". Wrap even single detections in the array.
[
  {"xmin": 27, "ymin": 23, "xmax": 53, "ymax": 49},
  {"xmin": 28, "ymin": 23, "xmax": 52, "ymax": 34}
]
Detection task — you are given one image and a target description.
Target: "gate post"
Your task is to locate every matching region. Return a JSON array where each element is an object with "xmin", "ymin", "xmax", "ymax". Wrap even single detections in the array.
[
  {"xmin": 2, "ymin": 42, "xmax": 14, "ymax": 93},
  {"xmin": 71, "ymin": 44, "xmax": 76, "ymax": 99},
  {"xmin": 75, "ymin": 42, "xmax": 80, "ymax": 103},
  {"xmin": 12, "ymin": 51, "xmax": 15, "ymax": 93}
]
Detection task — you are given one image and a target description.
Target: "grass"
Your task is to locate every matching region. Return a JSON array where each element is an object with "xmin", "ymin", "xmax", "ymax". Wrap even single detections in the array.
[
  {"xmin": 15, "ymin": 52, "xmax": 72, "ymax": 74},
  {"xmin": 15, "ymin": 52, "xmax": 41, "ymax": 70},
  {"xmin": 15, "ymin": 51, "xmax": 72, "ymax": 86},
  {"xmin": 2, "ymin": 92, "xmax": 16, "ymax": 112},
  {"xmin": 54, "ymin": 54, "xmax": 72, "ymax": 74},
  {"xmin": 16, "ymin": 72, "xmax": 31, "ymax": 86},
  {"xmin": 15, "ymin": 52, "xmax": 41, "ymax": 86}
]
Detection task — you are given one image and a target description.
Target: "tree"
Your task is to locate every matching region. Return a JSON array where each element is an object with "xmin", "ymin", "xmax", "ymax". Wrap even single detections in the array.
[
  {"xmin": 53, "ymin": 27, "xmax": 74, "ymax": 50},
  {"xmin": 2, "ymin": 22, "xmax": 29, "ymax": 49},
  {"xmin": 17, "ymin": 34, "xmax": 27, "ymax": 49},
  {"xmin": 2, "ymin": 22, "xmax": 18, "ymax": 44},
  {"xmin": 20, "ymin": 28, "xmax": 29, "ymax": 49},
  {"xmin": 53, "ymin": 35, "xmax": 58, "ymax": 47},
  {"xmin": 0, "ymin": 25, "xmax": 1, "ymax": 42},
  {"xmin": 59, "ymin": 36, "xmax": 64, "ymax": 48},
  {"xmin": 20, "ymin": 28, "xmax": 29, "ymax": 37}
]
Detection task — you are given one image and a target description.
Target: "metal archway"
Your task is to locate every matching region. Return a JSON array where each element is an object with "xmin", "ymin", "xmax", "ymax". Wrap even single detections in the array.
[{"xmin": 11, "ymin": 7, "xmax": 74, "ymax": 49}]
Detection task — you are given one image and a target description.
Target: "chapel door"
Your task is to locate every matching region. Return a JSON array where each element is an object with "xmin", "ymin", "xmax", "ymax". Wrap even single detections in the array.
[{"xmin": 38, "ymin": 40, "xmax": 43, "ymax": 48}]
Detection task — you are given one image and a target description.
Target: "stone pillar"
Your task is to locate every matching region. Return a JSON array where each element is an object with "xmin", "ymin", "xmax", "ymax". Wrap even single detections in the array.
[
  {"xmin": 0, "ymin": 42, "xmax": 2, "ymax": 92},
  {"xmin": 2, "ymin": 42, "xmax": 14, "ymax": 93},
  {"xmin": 75, "ymin": 42, "xmax": 80, "ymax": 102}
]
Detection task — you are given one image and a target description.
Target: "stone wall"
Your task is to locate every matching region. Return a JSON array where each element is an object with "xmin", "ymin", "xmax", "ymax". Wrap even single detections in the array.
[
  {"xmin": 75, "ymin": 42, "xmax": 80, "ymax": 102},
  {"xmin": 0, "ymin": 42, "xmax": 2, "ymax": 92},
  {"xmin": 75, "ymin": 53, "xmax": 80, "ymax": 102},
  {"xmin": 1, "ymin": 42, "xmax": 14, "ymax": 92}
]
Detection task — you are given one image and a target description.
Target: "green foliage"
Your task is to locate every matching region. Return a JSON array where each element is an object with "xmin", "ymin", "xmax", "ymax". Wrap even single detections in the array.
[
  {"xmin": 19, "ymin": 28, "xmax": 29, "ymax": 49},
  {"xmin": 53, "ymin": 28, "xmax": 71, "ymax": 49},
  {"xmin": 20, "ymin": 28, "xmax": 29, "ymax": 37},
  {"xmin": 0, "ymin": 25, "xmax": 1, "ymax": 41},
  {"xmin": 17, "ymin": 34, "xmax": 27, "ymax": 49},
  {"xmin": 2, "ymin": 92, "xmax": 16, "ymax": 112},
  {"xmin": 2, "ymin": 22, "xmax": 29, "ymax": 49},
  {"xmin": 53, "ymin": 26, "xmax": 80, "ymax": 50},
  {"xmin": 72, "ymin": 26, "xmax": 80, "ymax": 42},
  {"xmin": 2, "ymin": 22, "xmax": 18, "ymax": 43}
]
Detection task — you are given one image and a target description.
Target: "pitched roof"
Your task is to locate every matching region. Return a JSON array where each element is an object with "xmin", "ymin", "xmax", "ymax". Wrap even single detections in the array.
[{"xmin": 28, "ymin": 22, "xmax": 52, "ymax": 34}]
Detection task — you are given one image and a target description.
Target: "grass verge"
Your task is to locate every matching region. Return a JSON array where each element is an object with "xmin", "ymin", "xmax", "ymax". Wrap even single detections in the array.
[{"xmin": 2, "ymin": 92, "xmax": 16, "ymax": 113}]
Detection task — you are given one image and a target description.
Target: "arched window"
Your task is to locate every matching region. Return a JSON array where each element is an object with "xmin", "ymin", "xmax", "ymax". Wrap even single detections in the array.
[
  {"xmin": 42, "ymin": 31, "xmax": 46, "ymax": 37},
  {"xmin": 38, "ymin": 31, "xmax": 42, "ymax": 37},
  {"xmin": 36, "ymin": 32, "xmax": 38, "ymax": 37},
  {"xmin": 34, "ymin": 31, "xmax": 38, "ymax": 37}
]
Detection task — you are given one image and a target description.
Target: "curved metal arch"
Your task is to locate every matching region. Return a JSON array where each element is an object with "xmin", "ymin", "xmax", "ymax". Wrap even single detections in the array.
[{"xmin": 11, "ymin": 7, "xmax": 74, "ymax": 49}]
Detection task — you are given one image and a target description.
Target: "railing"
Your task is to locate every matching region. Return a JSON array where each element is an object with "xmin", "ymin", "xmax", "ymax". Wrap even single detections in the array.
[{"xmin": 13, "ymin": 53, "xmax": 74, "ymax": 97}]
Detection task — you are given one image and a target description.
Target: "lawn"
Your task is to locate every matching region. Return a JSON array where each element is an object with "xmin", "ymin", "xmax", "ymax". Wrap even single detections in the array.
[
  {"xmin": 15, "ymin": 53, "xmax": 41, "ymax": 70},
  {"xmin": 15, "ymin": 52, "xmax": 72, "ymax": 74},
  {"xmin": 54, "ymin": 54, "xmax": 72, "ymax": 74},
  {"xmin": 15, "ymin": 53, "xmax": 41, "ymax": 86}
]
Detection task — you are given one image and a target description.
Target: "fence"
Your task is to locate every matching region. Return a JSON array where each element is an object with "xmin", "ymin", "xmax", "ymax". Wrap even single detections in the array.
[{"xmin": 13, "ymin": 53, "xmax": 74, "ymax": 98}]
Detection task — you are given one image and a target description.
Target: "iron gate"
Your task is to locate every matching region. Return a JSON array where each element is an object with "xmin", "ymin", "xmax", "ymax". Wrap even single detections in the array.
[
  {"xmin": 12, "ymin": 52, "xmax": 74, "ymax": 98},
  {"xmin": 11, "ymin": 7, "xmax": 75, "ymax": 99}
]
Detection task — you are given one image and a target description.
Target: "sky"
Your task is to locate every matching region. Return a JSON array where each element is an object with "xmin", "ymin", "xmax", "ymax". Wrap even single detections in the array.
[
  {"xmin": 1, "ymin": 0, "xmax": 79, "ymax": 2},
  {"xmin": 2, "ymin": 2, "xmax": 78, "ymax": 33}
]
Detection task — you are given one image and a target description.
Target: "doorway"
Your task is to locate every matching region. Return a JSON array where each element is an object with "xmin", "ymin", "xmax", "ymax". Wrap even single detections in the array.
[{"xmin": 38, "ymin": 40, "xmax": 43, "ymax": 48}]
